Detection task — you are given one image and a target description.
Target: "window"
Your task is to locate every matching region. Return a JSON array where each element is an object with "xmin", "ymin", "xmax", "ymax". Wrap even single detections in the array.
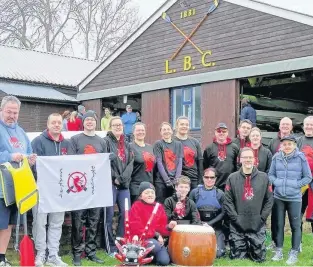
[{"xmin": 172, "ymin": 86, "xmax": 201, "ymax": 129}]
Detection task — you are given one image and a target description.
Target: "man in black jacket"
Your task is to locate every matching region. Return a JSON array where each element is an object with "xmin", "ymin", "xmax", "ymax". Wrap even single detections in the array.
[
  {"xmin": 232, "ymin": 119, "xmax": 252, "ymax": 150},
  {"xmin": 164, "ymin": 176, "xmax": 201, "ymax": 225},
  {"xmin": 224, "ymin": 147, "xmax": 273, "ymax": 262},
  {"xmin": 31, "ymin": 113, "xmax": 70, "ymax": 267},
  {"xmin": 203, "ymin": 123, "xmax": 239, "ymax": 191}
]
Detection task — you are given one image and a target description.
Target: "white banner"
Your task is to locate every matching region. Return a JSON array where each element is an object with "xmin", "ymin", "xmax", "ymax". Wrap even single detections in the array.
[{"xmin": 36, "ymin": 153, "xmax": 113, "ymax": 213}]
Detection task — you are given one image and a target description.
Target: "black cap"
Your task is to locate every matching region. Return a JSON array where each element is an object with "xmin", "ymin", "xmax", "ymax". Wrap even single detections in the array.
[
  {"xmin": 138, "ymin": 182, "xmax": 155, "ymax": 196},
  {"xmin": 215, "ymin": 122, "xmax": 228, "ymax": 130},
  {"xmin": 280, "ymin": 135, "xmax": 297, "ymax": 143},
  {"xmin": 82, "ymin": 111, "xmax": 97, "ymax": 123}
]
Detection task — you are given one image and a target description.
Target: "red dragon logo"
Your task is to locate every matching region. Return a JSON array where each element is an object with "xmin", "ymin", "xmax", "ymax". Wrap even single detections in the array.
[
  {"xmin": 84, "ymin": 144, "xmax": 97, "ymax": 154},
  {"xmin": 142, "ymin": 151, "xmax": 155, "ymax": 172},
  {"xmin": 183, "ymin": 146, "xmax": 195, "ymax": 168},
  {"xmin": 164, "ymin": 148, "xmax": 176, "ymax": 171}
]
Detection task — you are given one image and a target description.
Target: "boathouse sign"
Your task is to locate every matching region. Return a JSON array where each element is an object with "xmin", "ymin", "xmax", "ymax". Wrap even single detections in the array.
[{"xmin": 163, "ymin": 0, "xmax": 219, "ymax": 74}]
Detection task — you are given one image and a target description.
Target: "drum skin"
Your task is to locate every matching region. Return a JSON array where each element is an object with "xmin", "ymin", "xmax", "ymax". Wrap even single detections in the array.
[{"xmin": 168, "ymin": 225, "xmax": 217, "ymax": 266}]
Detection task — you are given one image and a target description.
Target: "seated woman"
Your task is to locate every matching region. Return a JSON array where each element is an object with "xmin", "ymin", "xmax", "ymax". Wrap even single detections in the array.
[
  {"xmin": 129, "ymin": 182, "xmax": 177, "ymax": 266},
  {"xmin": 164, "ymin": 176, "xmax": 201, "ymax": 225},
  {"xmin": 189, "ymin": 168, "xmax": 225, "ymax": 258}
]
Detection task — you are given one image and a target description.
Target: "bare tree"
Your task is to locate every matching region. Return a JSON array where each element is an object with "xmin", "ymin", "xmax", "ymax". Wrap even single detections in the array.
[
  {"xmin": 0, "ymin": 0, "xmax": 140, "ymax": 59},
  {"xmin": 29, "ymin": 0, "xmax": 78, "ymax": 53},
  {"xmin": 0, "ymin": 0, "xmax": 37, "ymax": 48},
  {"xmin": 73, "ymin": 0, "xmax": 140, "ymax": 60}
]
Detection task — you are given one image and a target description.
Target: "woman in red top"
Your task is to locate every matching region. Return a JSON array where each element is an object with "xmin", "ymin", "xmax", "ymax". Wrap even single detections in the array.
[
  {"xmin": 129, "ymin": 182, "xmax": 177, "ymax": 266},
  {"xmin": 67, "ymin": 111, "xmax": 82, "ymax": 131}
]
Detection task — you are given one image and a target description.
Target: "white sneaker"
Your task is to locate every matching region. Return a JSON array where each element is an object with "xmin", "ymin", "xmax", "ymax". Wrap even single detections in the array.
[
  {"xmin": 286, "ymin": 249, "xmax": 298, "ymax": 265},
  {"xmin": 272, "ymin": 248, "xmax": 283, "ymax": 261},
  {"xmin": 46, "ymin": 255, "xmax": 68, "ymax": 266},
  {"xmin": 35, "ymin": 254, "xmax": 46, "ymax": 267},
  {"xmin": 0, "ymin": 259, "xmax": 11, "ymax": 267}
]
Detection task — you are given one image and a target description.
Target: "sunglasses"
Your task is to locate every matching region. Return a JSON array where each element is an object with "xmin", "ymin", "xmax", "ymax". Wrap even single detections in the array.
[
  {"xmin": 203, "ymin": 176, "xmax": 216, "ymax": 180},
  {"xmin": 216, "ymin": 129, "xmax": 227, "ymax": 133}
]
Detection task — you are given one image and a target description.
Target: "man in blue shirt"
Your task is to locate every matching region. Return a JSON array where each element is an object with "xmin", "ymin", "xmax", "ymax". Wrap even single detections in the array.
[
  {"xmin": 121, "ymin": 105, "xmax": 137, "ymax": 142},
  {"xmin": 0, "ymin": 95, "xmax": 36, "ymax": 266}
]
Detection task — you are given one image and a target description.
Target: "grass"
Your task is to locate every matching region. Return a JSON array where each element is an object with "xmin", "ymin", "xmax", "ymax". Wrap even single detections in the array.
[{"xmin": 6, "ymin": 233, "xmax": 312, "ymax": 266}]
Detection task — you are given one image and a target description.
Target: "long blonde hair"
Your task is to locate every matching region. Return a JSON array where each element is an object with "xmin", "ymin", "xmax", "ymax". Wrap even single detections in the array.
[{"xmin": 69, "ymin": 111, "xmax": 78, "ymax": 122}]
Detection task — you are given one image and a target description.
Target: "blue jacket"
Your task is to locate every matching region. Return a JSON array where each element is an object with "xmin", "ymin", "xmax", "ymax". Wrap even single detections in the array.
[
  {"xmin": 0, "ymin": 120, "xmax": 32, "ymax": 198},
  {"xmin": 240, "ymin": 103, "xmax": 256, "ymax": 126},
  {"xmin": 268, "ymin": 148, "xmax": 312, "ymax": 201},
  {"xmin": 121, "ymin": 112, "xmax": 137, "ymax": 135}
]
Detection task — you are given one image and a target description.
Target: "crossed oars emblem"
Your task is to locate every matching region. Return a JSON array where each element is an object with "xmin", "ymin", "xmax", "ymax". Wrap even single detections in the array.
[{"xmin": 162, "ymin": 0, "xmax": 219, "ymax": 60}]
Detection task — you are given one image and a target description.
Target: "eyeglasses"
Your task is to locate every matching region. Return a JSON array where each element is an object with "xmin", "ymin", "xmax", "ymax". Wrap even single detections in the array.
[
  {"xmin": 112, "ymin": 124, "xmax": 123, "ymax": 128},
  {"xmin": 240, "ymin": 156, "xmax": 254, "ymax": 160},
  {"xmin": 203, "ymin": 176, "xmax": 216, "ymax": 180},
  {"xmin": 216, "ymin": 129, "xmax": 227, "ymax": 133}
]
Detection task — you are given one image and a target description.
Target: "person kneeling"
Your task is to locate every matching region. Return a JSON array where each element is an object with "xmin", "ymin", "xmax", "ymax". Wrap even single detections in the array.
[
  {"xmin": 189, "ymin": 168, "xmax": 225, "ymax": 258},
  {"xmin": 129, "ymin": 182, "xmax": 176, "ymax": 266},
  {"xmin": 164, "ymin": 176, "xmax": 201, "ymax": 225},
  {"xmin": 224, "ymin": 147, "xmax": 273, "ymax": 262}
]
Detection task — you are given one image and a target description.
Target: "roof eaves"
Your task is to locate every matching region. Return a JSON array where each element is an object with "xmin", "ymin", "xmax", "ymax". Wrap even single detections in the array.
[
  {"xmin": 0, "ymin": 75, "xmax": 79, "ymax": 88},
  {"xmin": 0, "ymin": 44, "xmax": 100, "ymax": 63},
  {"xmin": 78, "ymin": 0, "xmax": 178, "ymax": 91},
  {"xmin": 224, "ymin": 0, "xmax": 313, "ymax": 26}
]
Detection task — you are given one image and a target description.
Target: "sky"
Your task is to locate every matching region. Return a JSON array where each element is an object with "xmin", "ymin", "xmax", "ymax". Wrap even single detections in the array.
[{"xmin": 133, "ymin": 0, "xmax": 313, "ymax": 21}]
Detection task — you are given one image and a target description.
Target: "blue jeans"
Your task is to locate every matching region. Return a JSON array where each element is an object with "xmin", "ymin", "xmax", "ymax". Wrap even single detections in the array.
[
  {"xmin": 148, "ymin": 238, "xmax": 170, "ymax": 266},
  {"xmin": 104, "ymin": 185, "xmax": 130, "ymax": 253}
]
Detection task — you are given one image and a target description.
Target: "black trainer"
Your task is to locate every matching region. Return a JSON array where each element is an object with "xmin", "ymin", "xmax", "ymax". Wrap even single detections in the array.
[
  {"xmin": 72, "ymin": 255, "xmax": 81, "ymax": 266},
  {"xmin": 87, "ymin": 255, "xmax": 104, "ymax": 264}
]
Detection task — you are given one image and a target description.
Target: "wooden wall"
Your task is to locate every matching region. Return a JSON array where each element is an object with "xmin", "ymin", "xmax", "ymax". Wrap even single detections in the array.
[
  {"xmin": 82, "ymin": 99, "xmax": 102, "ymax": 129},
  {"xmin": 201, "ymin": 79, "xmax": 239, "ymax": 148},
  {"xmin": 141, "ymin": 89, "xmax": 170, "ymax": 144}
]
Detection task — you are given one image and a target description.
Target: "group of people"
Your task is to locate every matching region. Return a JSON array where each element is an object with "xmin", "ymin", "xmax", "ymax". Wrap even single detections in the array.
[
  {"xmin": 0, "ymin": 95, "xmax": 313, "ymax": 267},
  {"xmin": 62, "ymin": 104, "xmax": 141, "ymax": 144}
]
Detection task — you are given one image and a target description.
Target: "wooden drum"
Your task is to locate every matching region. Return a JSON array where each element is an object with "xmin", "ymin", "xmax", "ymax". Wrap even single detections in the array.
[{"xmin": 168, "ymin": 225, "xmax": 217, "ymax": 266}]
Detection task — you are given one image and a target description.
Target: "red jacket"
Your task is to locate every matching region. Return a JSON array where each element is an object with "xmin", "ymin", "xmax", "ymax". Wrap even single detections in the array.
[
  {"xmin": 67, "ymin": 118, "xmax": 82, "ymax": 131},
  {"xmin": 129, "ymin": 200, "xmax": 170, "ymax": 239}
]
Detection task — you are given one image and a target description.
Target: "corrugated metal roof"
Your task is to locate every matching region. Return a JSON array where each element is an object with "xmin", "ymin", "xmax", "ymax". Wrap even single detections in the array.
[
  {"xmin": 0, "ymin": 81, "xmax": 78, "ymax": 102},
  {"xmin": 0, "ymin": 45, "xmax": 100, "ymax": 87}
]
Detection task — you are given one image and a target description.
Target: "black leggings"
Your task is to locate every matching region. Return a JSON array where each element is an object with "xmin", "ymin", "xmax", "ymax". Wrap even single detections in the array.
[{"xmin": 273, "ymin": 198, "xmax": 301, "ymax": 250}]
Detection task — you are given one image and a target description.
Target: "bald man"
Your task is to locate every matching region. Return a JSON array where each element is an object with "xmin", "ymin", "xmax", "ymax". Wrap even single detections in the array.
[{"xmin": 268, "ymin": 117, "xmax": 293, "ymax": 155}]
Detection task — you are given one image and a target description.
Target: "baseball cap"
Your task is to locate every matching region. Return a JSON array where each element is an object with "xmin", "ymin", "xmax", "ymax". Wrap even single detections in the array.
[
  {"xmin": 280, "ymin": 135, "xmax": 297, "ymax": 143},
  {"xmin": 215, "ymin": 123, "xmax": 228, "ymax": 130}
]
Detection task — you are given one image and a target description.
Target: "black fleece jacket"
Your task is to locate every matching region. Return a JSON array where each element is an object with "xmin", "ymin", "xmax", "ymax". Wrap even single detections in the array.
[
  {"xmin": 203, "ymin": 137, "xmax": 239, "ymax": 190},
  {"xmin": 224, "ymin": 167, "xmax": 273, "ymax": 233},
  {"xmin": 164, "ymin": 194, "xmax": 201, "ymax": 225},
  {"xmin": 104, "ymin": 131, "xmax": 134, "ymax": 189}
]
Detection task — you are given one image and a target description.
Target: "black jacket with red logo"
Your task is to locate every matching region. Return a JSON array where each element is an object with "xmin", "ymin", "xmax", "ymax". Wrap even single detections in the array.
[
  {"xmin": 203, "ymin": 137, "xmax": 239, "ymax": 190},
  {"xmin": 224, "ymin": 167, "xmax": 273, "ymax": 233}
]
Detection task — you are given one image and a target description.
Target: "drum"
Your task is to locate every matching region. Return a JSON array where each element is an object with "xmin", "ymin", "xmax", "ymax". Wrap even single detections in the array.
[{"xmin": 168, "ymin": 224, "xmax": 216, "ymax": 266}]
